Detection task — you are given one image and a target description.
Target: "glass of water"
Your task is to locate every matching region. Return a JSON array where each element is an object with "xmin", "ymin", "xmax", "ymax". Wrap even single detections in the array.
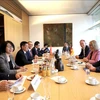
[
  {"xmin": 7, "ymin": 85, "xmax": 14, "ymax": 100},
  {"xmin": 85, "ymin": 69, "xmax": 90, "ymax": 79},
  {"xmin": 42, "ymin": 78, "xmax": 51, "ymax": 100}
]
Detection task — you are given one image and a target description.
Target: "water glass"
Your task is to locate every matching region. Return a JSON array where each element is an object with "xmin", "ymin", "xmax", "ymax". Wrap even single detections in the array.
[
  {"xmin": 85, "ymin": 69, "xmax": 90, "ymax": 79},
  {"xmin": 42, "ymin": 78, "xmax": 51, "ymax": 100},
  {"xmin": 7, "ymin": 85, "xmax": 14, "ymax": 100}
]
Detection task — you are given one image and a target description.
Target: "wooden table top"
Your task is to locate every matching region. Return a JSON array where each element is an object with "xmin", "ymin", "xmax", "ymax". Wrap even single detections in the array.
[{"xmin": 0, "ymin": 55, "xmax": 100, "ymax": 100}]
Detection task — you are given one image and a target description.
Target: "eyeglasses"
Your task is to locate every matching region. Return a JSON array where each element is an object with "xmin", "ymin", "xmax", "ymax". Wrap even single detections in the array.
[
  {"xmin": 7, "ymin": 46, "xmax": 13, "ymax": 49},
  {"xmin": 89, "ymin": 44, "xmax": 92, "ymax": 46}
]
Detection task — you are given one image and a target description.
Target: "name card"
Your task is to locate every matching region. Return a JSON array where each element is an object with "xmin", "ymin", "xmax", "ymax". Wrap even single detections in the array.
[{"xmin": 31, "ymin": 74, "xmax": 41, "ymax": 91}]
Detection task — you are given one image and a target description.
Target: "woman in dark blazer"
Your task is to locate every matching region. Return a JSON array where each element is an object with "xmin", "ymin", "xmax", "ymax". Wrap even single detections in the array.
[{"xmin": 0, "ymin": 41, "xmax": 26, "ymax": 74}]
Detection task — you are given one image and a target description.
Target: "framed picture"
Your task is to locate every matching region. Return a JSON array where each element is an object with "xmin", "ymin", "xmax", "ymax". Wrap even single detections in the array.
[{"xmin": 43, "ymin": 23, "xmax": 72, "ymax": 47}]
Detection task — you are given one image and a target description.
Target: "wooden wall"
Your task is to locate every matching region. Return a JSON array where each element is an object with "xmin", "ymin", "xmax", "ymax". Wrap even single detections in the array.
[
  {"xmin": 22, "ymin": 11, "xmax": 29, "ymax": 41},
  {"xmin": 0, "ymin": 0, "xmax": 22, "ymax": 19},
  {"xmin": 0, "ymin": 0, "xmax": 29, "ymax": 57},
  {"xmin": 0, "ymin": 11, "xmax": 22, "ymax": 57}
]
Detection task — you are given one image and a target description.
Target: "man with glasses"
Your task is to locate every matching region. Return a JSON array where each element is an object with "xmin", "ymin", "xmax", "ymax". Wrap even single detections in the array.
[
  {"xmin": 75, "ymin": 40, "xmax": 90, "ymax": 59},
  {"xmin": 27, "ymin": 41, "xmax": 33, "ymax": 60}
]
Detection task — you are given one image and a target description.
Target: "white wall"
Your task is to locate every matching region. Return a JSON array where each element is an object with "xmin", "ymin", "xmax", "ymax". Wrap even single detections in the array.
[{"xmin": 29, "ymin": 14, "xmax": 93, "ymax": 55}]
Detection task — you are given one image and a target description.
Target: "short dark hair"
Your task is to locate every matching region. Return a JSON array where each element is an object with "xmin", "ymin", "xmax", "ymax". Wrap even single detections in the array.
[
  {"xmin": 44, "ymin": 43, "xmax": 48, "ymax": 47},
  {"xmin": 20, "ymin": 41, "xmax": 28, "ymax": 48},
  {"xmin": 34, "ymin": 41, "xmax": 40, "ymax": 46},
  {"xmin": 0, "ymin": 40, "xmax": 15, "ymax": 54}
]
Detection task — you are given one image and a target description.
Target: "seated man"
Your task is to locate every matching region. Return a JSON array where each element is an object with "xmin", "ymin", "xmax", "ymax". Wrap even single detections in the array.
[
  {"xmin": 62, "ymin": 42, "xmax": 70, "ymax": 53},
  {"xmin": 86, "ymin": 61, "xmax": 100, "ymax": 72},
  {"xmin": 32, "ymin": 41, "xmax": 42, "ymax": 58},
  {"xmin": 41, "ymin": 43, "xmax": 50, "ymax": 54},
  {"xmin": 15, "ymin": 41, "xmax": 33, "ymax": 66},
  {"xmin": 27, "ymin": 41, "xmax": 34, "ymax": 60},
  {"xmin": 75, "ymin": 40, "xmax": 90, "ymax": 59}
]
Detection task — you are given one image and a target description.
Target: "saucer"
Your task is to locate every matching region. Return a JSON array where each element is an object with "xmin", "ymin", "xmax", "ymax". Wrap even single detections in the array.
[
  {"xmin": 85, "ymin": 80, "xmax": 100, "ymax": 86},
  {"xmin": 51, "ymin": 69, "xmax": 58, "ymax": 74},
  {"xmin": 10, "ymin": 87, "xmax": 26, "ymax": 94},
  {"xmin": 70, "ymin": 67, "xmax": 78, "ymax": 70},
  {"xmin": 27, "ymin": 96, "xmax": 45, "ymax": 100},
  {"xmin": 80, "ymin": 62, "xmax": 85, "ymax": 66},
  {"xmin": 55, "ymin": 77, "xmax": 67, "ymax": 84},
  {"xmin": 90, "ymin": 97, "xmax": 95, "ymax": 100},
  {"xmin": 66, "ymin": 64, "xmax": 72, "ymax": 67},
  {"xmin": 55, "ymin": 79, "xmax": 67, "ymax": 84},
  {"xmin": 27, "ymin": 75, "xmax": 35, "ymax": 81}
]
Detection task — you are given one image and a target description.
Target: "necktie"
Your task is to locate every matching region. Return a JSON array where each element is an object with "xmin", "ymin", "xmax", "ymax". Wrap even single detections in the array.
[
  {"xmin": 30, "ymin": 50, "xmax": 33, "ymax": 57},
  {"xmin": 25, "ymin": 53, "xmax": 28, "ymax": 59}
]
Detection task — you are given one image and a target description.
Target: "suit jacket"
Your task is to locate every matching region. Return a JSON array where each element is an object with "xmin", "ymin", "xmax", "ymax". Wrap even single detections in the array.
[
  {"xmin": 15, "ymin": 49, "xmax": 33, "ymax": 66},
  {"xmin": 32, "ymin": 47, "xmax": 42, "ymax": 58},
  {"xmin": 92, "ymin": 61, "xmax": 100, "ymax": 72},
  {"xmin": 79, "ymin": 45, "xmax": 90, "ymax": 59},
  {"xmin": 26, "ymin": 50, "xmax": 33, "ymax": 61},
  {"xmin": 0, "ymin": 73, "xmax": 16, "ymax": 80},
  {"xmin": 0, "ymin": 53, "xmax": 17, "ymax": 74},
  {"xmin": 41, "ymin": 48, "xmax": 50, "ymax": 54}
]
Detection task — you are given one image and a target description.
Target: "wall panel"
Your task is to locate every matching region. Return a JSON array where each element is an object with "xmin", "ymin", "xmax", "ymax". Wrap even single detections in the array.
[
  {"xmin": 22, "ymin": 11, "xmax": 29, "ymax": 41},
  {"xmin": 0, "ymin": 0, "xmax": 22, "ymax": 19}
]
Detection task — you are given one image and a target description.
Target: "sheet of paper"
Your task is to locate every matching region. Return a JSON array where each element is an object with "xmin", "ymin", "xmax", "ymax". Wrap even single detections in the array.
[{"xmin": 10, "ymin": 76, "xmax": 27, "ymax": 87}]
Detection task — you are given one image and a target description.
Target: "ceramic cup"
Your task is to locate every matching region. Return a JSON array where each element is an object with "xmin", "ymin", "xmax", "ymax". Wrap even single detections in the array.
[
  {"xmin": 13, "ymin": 86, "xmax": 23, "ymax": 92},
  {"xmin": 72, "ymin": 65, "xmax": 78, "ymax": 69},
  {"xmin": 30, "ymin": 92, "xmax": 40, "ymax": 100},
  {"xmin": 58, "ymin": 76, "xmax": 66, "ymax": 83},
  {"xmin": 95, "ymin": 94, "xmax": 100, "ymax": 100},
  {"xmin": 88, "ymin": 77, "xmax": 97, "ymax": 84}
]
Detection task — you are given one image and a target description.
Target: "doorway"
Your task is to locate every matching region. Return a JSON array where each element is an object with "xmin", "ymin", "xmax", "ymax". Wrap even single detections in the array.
[{"xmin": 0, "ymin": 13, "xmax": 4, "ymax": 46}]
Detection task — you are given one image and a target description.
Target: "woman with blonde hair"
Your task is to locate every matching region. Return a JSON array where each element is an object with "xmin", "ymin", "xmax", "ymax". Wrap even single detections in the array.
[{"xmin": 83, "ymin": 40, "xmax": 100, "ymax": 64}]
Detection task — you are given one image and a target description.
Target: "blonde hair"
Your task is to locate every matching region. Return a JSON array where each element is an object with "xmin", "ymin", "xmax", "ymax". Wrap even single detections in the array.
[{"xmin": 89, "ymin": 40, "xmax": 99, "ymax": 50}]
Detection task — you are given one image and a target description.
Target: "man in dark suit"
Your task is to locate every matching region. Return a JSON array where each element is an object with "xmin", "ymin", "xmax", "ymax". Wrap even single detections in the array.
[
  {"xmin": 32, "ymin": 41, "xmax": 42, "ymax": 58},
  {"xmin": 62, "ymin": 42, "xmax": 70, "ymax": 53},
  {"xmin": 15, "ymin": 41, "xmax": 33, "ymax": 66},
  {"xmin": 27, "ymin": 41, "xmax": 33, "ymax": 60},
  {"xmin": 75, "ymin": 40, "xmax": 90, "ymax": 59},
  {"xmin": 41, "ymin": 43, "xmax": 50, "ymax": 54}
]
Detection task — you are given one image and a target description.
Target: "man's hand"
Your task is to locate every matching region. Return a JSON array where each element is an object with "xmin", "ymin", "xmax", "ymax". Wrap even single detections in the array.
[{"xmin": 15, "ymin": 73, "xmax": 23, "ymax": 79}]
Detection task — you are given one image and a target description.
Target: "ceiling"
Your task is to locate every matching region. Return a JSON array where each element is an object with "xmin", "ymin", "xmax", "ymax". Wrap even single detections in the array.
[{"xmin": 17, "ymin": 0, "xmax": 100, "ymax": 16}]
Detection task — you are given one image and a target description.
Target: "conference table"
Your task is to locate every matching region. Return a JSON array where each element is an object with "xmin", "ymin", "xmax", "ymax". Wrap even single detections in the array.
[{"xmin": 0, "ymin": 55, "xmax": 100, "ymax": 100}]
